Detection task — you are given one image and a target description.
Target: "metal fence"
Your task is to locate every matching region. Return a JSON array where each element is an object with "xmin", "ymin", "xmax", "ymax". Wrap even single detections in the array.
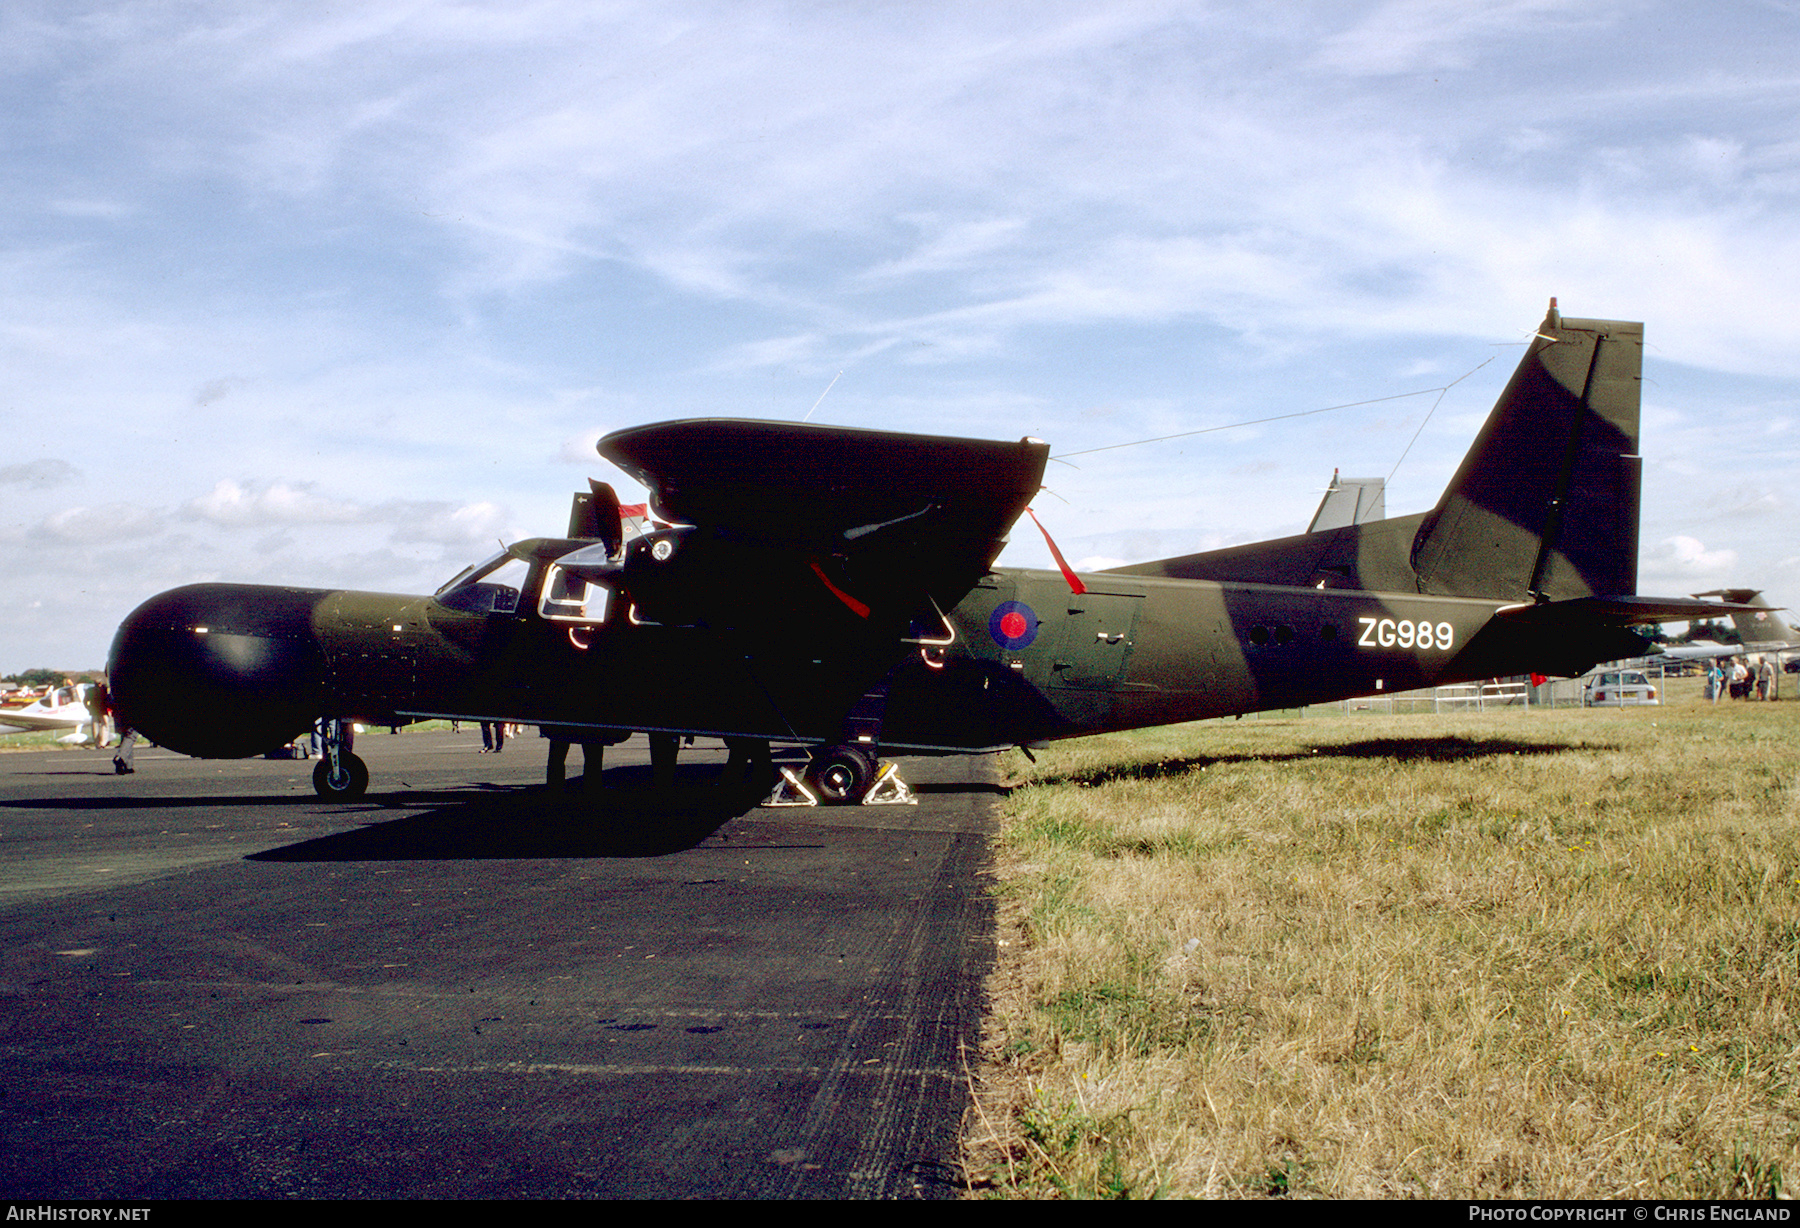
[{"xmin": 1336, "ymin": 663, "xmax": 1693, "ymax": 715}]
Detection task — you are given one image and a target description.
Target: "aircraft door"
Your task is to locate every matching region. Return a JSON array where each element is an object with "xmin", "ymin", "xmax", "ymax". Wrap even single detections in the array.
[
  {"xmin": 537, "ymin": 563, "xmax": 613, "ymax": 627},
  {"xmin": 1043, "ymin": 588, "xmax": 1143, "ymax": 729},
  {"xmin": 1047, "ymin": 590, "xmax": 1143, "ymax": 690}
]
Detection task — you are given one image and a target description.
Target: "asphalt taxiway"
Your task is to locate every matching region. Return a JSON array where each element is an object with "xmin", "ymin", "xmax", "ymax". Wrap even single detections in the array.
[{"xmin": 0, "ymin": 731, "xmax": 1003, "ymax": 1198}]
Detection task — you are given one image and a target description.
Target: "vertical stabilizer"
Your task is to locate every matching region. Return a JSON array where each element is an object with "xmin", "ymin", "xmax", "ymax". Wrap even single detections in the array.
[
  {"xmin": 1307, "ymin": 470, "xmax": 1386, "ymax": 532},
  {"xmin": 1694, "ymin": 589, "xmax": 1800, "ymax": 646},
  {"xmin": 1411, "ymin": 305, "xmax": 1642, "ymax": 602}
]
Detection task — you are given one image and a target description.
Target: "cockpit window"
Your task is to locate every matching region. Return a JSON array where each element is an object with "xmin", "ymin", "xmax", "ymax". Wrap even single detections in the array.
[
  {"xmin": 435, "ymin": 553, "xmax": 532, "ymax": 615},
  {"xmin": 433, "ymin": 556, "xmax": 494, "ymax": 597}
]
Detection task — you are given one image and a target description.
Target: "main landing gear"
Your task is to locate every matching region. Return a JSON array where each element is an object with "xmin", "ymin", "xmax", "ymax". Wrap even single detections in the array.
[
  {"xmin": 311, "ymin": 717, "xmax": 368, "ymax": 800},
  {"xmin": 806, "ymin": 744, "xmax": 876, "ymax": 804},
  {"xmin": 764, "ymin": 676, "xmax": 916, "ymax": 807},
  {"xmin": 765, "ymin": 743, "xmax": 915, "ymax": 808}
]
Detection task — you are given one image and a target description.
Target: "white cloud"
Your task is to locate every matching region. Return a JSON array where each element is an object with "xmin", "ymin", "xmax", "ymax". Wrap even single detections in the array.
[
  {"xmin": 0, "ymin": 459, "xmax": 80, "ymax": 488},
  {"xmin": 1644, "ymin": 534, "xmax": 1738, "ymax": 584},
  {"xmin": 388, "ymin": 500, "xmax": 511, "ymax": 547},
  {"xmin": 185, "ymin": 479, "xmax": 367, "ymax": 527},
  {"xmin": 37, "ymin": 503, "xmax": 162, "ymax": 542},
  {"xmin": 1315, "ymin": 0, "xmax": 1596, "ymax": 76}
]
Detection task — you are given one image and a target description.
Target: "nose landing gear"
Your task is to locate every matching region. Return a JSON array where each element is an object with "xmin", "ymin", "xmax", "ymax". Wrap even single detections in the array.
[{"xmin": 311, "ymin": 718, "xmax": 369, "ymax": 800}]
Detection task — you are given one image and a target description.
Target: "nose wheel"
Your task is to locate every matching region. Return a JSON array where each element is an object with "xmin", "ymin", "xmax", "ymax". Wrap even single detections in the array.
[
  {"xmin": 312, "ymin": 753, "xmax": 369, "ymax": 800},
  {"xmin": 311, "ymin": 717, "xmax": 368, "ymax": 800}
]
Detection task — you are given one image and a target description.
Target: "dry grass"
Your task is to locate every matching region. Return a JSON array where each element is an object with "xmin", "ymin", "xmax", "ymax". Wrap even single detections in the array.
[{"xmin": 968, "ymin": 687, "xmax": 1800, "ymax": 1198}]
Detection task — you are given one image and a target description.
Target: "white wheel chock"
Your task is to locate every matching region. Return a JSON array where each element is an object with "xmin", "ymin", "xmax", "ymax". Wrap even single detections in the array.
[
  {"xmin": 764, "ymin": 766, "xmax": 819, "ymax": 807},
  {"xmin": 860, "ymin": 761, "xmax": 917, "ymax": 806}
]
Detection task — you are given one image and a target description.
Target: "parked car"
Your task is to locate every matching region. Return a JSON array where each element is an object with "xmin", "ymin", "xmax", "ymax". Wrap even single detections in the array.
[{"xmin": 1583, "ymin": 670, "xmax": 1659, "ymax": 706}]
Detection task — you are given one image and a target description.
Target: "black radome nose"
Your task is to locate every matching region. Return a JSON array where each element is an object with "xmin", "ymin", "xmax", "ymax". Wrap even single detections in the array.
[{"xmin": 108, "ymin": 584, "xmax": 328, "ymax": 758}]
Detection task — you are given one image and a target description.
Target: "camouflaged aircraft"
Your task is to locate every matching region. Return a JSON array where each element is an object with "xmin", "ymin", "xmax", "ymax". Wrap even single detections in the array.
[{"xmin": 107, "ymin": 303, "xmax": 1744, "ymax": 803}]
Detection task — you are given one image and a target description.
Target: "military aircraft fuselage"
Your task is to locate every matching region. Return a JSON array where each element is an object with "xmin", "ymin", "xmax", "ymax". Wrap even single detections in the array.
[
  {"xmin": 105, "ymin": 558, "xmax": 1634, "ymax": 762},
  {"xmin": 108, "ymin": 307, "xmax": 1729, "ymax": 788}
]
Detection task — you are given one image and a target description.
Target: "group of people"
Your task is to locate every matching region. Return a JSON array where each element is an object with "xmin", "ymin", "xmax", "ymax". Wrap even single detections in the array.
[{"xmin": 1705, "ymin": 656, "xmax": 1781, "ymax": 703}]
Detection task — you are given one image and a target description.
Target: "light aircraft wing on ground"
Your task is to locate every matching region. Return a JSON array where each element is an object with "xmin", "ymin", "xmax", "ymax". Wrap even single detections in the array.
[
  {"xmin": 108, "ymin": 302, "xmax": 1759, "ymax": 803},
  {"xmin": 0, "ymin": 684, "xmax": 105, "ymax": 745}
]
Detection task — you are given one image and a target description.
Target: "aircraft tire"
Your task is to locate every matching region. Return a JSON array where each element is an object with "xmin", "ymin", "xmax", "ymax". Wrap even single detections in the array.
[
  {"xmin": 313, "ymin": 752, "xmax": 370, "ymax": 801},
  {"xmin": 805, "ymin": 745, "xmax": 875, "ymax": 805}
]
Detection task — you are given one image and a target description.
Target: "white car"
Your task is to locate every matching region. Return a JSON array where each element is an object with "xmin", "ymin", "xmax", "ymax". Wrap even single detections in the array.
[{"xmin": 1583, "ymin": 670, "xmax": 1659, "ymax": 707}]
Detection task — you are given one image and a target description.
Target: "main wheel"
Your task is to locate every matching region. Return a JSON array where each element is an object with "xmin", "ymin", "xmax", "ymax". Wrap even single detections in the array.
[
  {"xmin": 312, "ymin": 752, "xmax": 370, "ymax": 800},
  {"xmin": 805, "ymin": 745, "xmax": 876, "ymax": 805}
]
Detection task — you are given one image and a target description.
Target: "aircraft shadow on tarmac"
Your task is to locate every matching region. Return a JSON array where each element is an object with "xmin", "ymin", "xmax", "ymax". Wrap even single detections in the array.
[
  {"xmin": 1031, "ymin": 735, "xmax": 1611, "ymax": 790},
  {"xmin": 250, "ymin": 761, "xmax": 1012, "ymax": 862},
  {"xmin": 251, "ymin": 764, "xmax": 768, "ymax": 860}
]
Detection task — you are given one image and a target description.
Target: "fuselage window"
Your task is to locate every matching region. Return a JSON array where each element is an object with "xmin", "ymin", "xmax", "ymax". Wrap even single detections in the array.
[{"xmin": 538, "ymin": 564, "xmax": 611, "ymax": 623}]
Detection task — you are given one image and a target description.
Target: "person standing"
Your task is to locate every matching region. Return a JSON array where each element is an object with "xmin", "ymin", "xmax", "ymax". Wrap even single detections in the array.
[
  {"xmin": 540, "ymin": 725, "xmax": 591, "ymax": 792},
  {"xmin": 108, "ymin": 687, "xmax": 137, "ymax": 774},
  {"xmin": 84, "ymin": 681, "xmax": 111, "ymax": 748}
]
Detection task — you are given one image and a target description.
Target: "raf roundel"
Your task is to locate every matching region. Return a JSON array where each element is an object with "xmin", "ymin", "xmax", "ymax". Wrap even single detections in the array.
[{"xmin": 989, "ymin": 600, "xmax": 1039, "ymax": 651}]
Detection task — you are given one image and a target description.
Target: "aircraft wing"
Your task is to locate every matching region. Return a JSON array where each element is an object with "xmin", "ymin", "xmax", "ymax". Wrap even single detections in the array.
[
  {"xmin": 1691, "ymin": 589, "xmax": 1799, "ymax": 648},
  {"xmin": 599, "ymin": 419, "xmax": 1049, "ymax": 622},
  {"xmin": 0, "ymin": 708, "xmax": 89, "ymax": 735}
]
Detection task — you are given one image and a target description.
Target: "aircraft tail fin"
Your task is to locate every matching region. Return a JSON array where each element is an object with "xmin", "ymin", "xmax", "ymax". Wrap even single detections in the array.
[
  {"xmin": 1411, "ymin": 304, "xmax": 1643, "ymax": 602},
  {"xmin": 1693, "ymin": 589, "xmax": 1799, "ymax": 646},
  {"xmin": 1306, "ymin": 470, "xmax": 1386, "ymax": 533},
  {"xmin": 1105, "ymin": 303, "xmax": 1646, "ymax": 600}
]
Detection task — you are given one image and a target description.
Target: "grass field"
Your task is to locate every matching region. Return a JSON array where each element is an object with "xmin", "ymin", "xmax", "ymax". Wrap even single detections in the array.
[
  {"xmin": 0, "ymin": 729, "xmax": 72, "ymax": 752},
  {"xmin": 968, "ymin": 685, "xmax": 1800, "ymax": 1198}
]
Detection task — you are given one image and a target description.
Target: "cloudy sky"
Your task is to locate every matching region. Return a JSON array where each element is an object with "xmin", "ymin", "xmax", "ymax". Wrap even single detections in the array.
[{"xmin": 5, "ymin": 1, "xmax": 1798, "ymax": 673}]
